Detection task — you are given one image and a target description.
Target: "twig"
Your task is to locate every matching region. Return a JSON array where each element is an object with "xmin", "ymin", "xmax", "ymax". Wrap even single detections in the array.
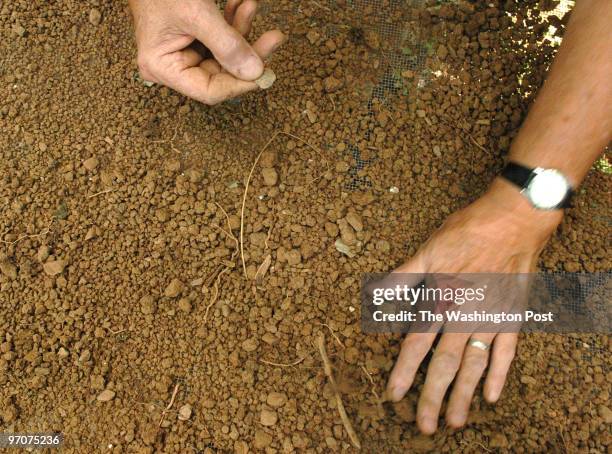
[
  {"xmin": 240, "ymin": 132, "xmax": 328, "ymax": 277},
  {"xmin": 319, "ymin": 323, "xmax": 345, "ymax": 348},
  {"xmin": 259, "ymin": 357, "xmax": 305, "ymax": 368},
  {"xmin": 88, "ymin": 188, "xmax": 114, "ymax": 199},
  {"xmin": 158, "ymin": 383, "xmax": 180, "ymax": 427},
  {"xmin": 0, "ymin": 227, "xmax": 52, "ymax": 245},
  {"xmin": 316, "ymin": 334, "xmax": 361, "ymax": 450},
  {"xmin": 214, "ymin": 202, "xmax": 239, "ymax": 253},
  {"xmin": 203, "ymin": 268, "xmax": 229, "ymax": 324}
]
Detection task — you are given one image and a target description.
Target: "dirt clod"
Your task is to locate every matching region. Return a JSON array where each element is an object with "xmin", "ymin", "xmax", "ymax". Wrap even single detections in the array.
[
  {"xmin": 96, "ymin": 390, "xmax": 115, "ymax": 402},
  {"xmin": 42, "ymin": 260, "xmax": 66, "ymax": 276}
]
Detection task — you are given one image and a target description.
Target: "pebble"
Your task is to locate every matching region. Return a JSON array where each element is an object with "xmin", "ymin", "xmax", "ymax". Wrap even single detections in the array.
[
  {"xmin": 259, "ymin": 151, "xmax": 277, "ymax": 168},
  {"xmin": 57, "ymin": 347, "xmax": 69, "ymax": 359},
  {"xmin": 255, "ymin": 69, "xmax": 276, "ymax": 89},
  {"xmin": 266, "ymin": 392, "xmax": 287, "ymax": 408},
  {"xmin": 37, "ymin": 245, "xmax": 50, "ymax": 262},
  {"xmin": 83, "ymin": 157, "xmax": 99, "ymax": 171},
  {"xmin": 0, "ymin": 260, "xmax": 17, "ymax": 280},
  {"xmin": 164, "ymin": 278, "xmax": 184, "ymax": 298},
  {"xmin": 489, "ymin": 433, "xmax": 509, "ymax": 449},
  {"xmin": 43, "ymin": 260, "xmax": 66, "ymax": 276},
  {"xmin": 242, "ymin": 338, "xmax": 258, "ymax": 352},
  {"xmin": 178, "ymin": 298, "xmax": 192, "ymax": 313},
  {"xmin": 345, "ymin": 212, "xmax": 363, "ymax": 232},
  {"xmin": 13, "ymin": 24, "xmax": 26, "ymax": 37},
  {"xmin": 140, "ymin": 295, "xmax": 157, "ymax": 315},
  {"xmin": 89, "ymin": 8, "xmax": 102, "ymax": 26},
  {"xmin": 85, "ymin": 226, "xmax": 101, "ymax": 241},
  {"xmin": 260, "ymin": 408, "xmax": 278, "ymax": 426},
  {"xmin": 254, "ymin": 430, "xmax": 272, "ymax": 449},
  {"xmin": 324, "ymin": 222, "xmax": 339, "ymax": 238},
  {"xmin": 262, "ymin": 168, "xmax": 278, "ymax": 186},
  {"xmin": 285, "ymin": 249, "xmax": 302, "ymax": 266},
  {"xmin": 323, "ymin": 76, "xmax": 344, "ymax": 93},
  {"xmin": 178, "ymin": 404, "xmax": 192, "ymax": 421},
  {"xmin": 599, "ymin": 405, "xmax": 612, "ymax": 424},
  {"xmin": 96, "ymin": 389, "xmax": 115, "ymax": 402}
]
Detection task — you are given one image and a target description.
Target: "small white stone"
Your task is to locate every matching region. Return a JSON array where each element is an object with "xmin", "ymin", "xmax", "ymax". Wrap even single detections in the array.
[
  {"xmin": 178, "ymin": 404, "xmax": 192, "ymax": 421},
  {"xmin": 389, "ymin": 186, "xmax": 400, "ymax": 193},
  {"xmin": 255, "ymin": 69, "xmax": 277, "ymax": 90}
]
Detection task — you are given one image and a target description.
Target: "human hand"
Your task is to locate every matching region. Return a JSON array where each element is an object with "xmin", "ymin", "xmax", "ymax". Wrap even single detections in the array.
[
  {"xmin": 385, "ymin": 178, "xmax": 563, "ymax": 434},
  {"xmin": 129, "ymin": 0, "xmax": 285, "ymax": 105}
]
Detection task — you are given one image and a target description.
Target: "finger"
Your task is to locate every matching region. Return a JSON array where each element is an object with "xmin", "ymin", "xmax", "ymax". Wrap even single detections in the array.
[
  {"xmin": 251, "ymin": 29, "xmax": 286, "ymax": 60},
  {"xmin": 161, "ymin": 64, "xmax": 256, "ymax": 105},
  {"xmin": 200, "ymin": 59, "xmax": 222, "ymax": 75},
  {"xmin": 224, "ymin": 0, "xmax": 243, "ymax": 24},
  {"xmin": 386, "ymin": 332, "xmax": 437, "ymax": 403},
  {"xmin": 445, "ymin": 333, "xmax": 496, "ymax": 429},
  {"xmin": 181, "ymin": 47, "xmax": 205, "ymax": 68},
  {"xmin": 417, "ymin": 333, "xmax": 470, "ymax": 434},
  {"xmin": 233, "ymin": 0, "xmax": 258, "ymax": 37},
  {"xmin": 189, "ymin": 2, "xmax": 263, "ymax": 80},
  {"xmin": 483, "ymin": 332, "xmax": 518, "ymax": 403}
]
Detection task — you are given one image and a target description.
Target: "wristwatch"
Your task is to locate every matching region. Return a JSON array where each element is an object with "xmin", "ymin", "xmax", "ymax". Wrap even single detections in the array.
[{"xmin": 501, "ymin": 162, "xmax": 573, "ymax": 210}]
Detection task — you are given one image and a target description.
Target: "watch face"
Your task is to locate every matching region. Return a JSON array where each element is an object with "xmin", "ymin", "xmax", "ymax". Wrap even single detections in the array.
[{"xmin": 526, "ymin": 169, "xmax": 570, "ymax": 209}]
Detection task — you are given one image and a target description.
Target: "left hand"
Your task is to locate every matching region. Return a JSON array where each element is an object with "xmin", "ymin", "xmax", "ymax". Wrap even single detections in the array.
[{"xmin": 386, "ymin": 178, "xmax": 563, "ymax": 434}]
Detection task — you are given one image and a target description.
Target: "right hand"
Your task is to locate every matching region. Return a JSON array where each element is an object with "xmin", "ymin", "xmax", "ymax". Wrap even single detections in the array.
[{"xmin": 129, "ymin": 0, "xmax": 285, "ymax": 105}]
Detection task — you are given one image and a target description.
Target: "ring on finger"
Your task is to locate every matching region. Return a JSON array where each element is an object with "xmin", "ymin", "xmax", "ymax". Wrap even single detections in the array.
[{"xmin": 467, "ymin": 338, "xmax": 490, "ymax": 351}]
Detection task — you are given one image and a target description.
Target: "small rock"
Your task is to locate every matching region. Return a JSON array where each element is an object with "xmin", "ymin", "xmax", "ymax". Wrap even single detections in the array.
[
  {"xmin": 323, "ymin": 76, "xmax": 344, "ymax": 93},
  {"xmin": 520, "ymin": 375, "xmax": 537, "ymax": 386},
  {"xmin": 306, "ymin": 30, "xmax": 320, "ymax": 45},
  {"xmin": 337, "ymin": 218, "xmax": 356, "ymax": 245},
  {"xmin": 85, "ymin": 225, "xmax": 101, "ymax": 241},
  {"xmin": 255, "ymin": 68, "xmax": 276, "ymax": 89},
  {"xmin": 96, "ymin": 389, "xmax": 115, "ymax": 402},
  {"xmin": 83, "ymin": 157, "xmax": 99, "ymax": 171},
  {"xmin": 178, "ymin": 298, "xmax": 192, "ymax": 313},
  {"xmin": 164, "ymin": 278, "xmax": 184, "ymax": 298},
  {"xmin": 563, "ymin": 261, "xmax": 581, "ymax": 272},
  {"xmin": 489, "ymin": 433, "xmax": 509, "ymax": 449},
  {"xmin": 43, "ymin": 260, "xmax": 66, "ymax": 276},
  {"xmin": 285, "ymin": 249, "xmax": 302, "ymax": 266},
  {"xmin": 0, "ymin": 260, "xmax": 17, "ymax": 280},
  {"xmin": 262, "ymin": 168, "xmax": 278, "ymax": 186},
  {"xmin": 178, "ymin": 404, "xmax": 192, "ymax": 421},
  {"xmin": 260, "ymin": 408, "xmax": 278, "ymax": 426},
  {"xmin": 13, "ymin": 24, "xmax": 26, "ymax": 37},
  {"xmin": 334, "ymin": 239, "xmax": 355, "ymax": 258},
  {"xmin": 345, "ymin": 212, "xmax": 363, "ymax": 232},
  {"xmin": 89, "ymin": 8, "xmax": 102, "ymax": 26},
  {"xmin": 254, "ymin": 430, "xmax": 273, "ymax": 449},
  {"xmin": 242, "ymin": 338, "xmax": 259, "ymax": 352},
  {"xmin": 599, "ymin": 405, "xmax": 612, "ymax": 424},
  {"xmin": 140, "ymin": 295, "xmax": 157, "ymax": 315},
  {"xmin": 259, "ymin": 151, "xmax": 277, "ymax": 168},
  {"xmin": 57, "ymin": 347, "xmax": 69, "ymax": 359},
  {"xmin": 324, "ymin": 222, "xmax": 339, "ymax": 238},
  {"xmin": 37, "ymin": 245, "xmax": 50, "ymax": 263},
  {"xmin": 266, "ymin": 392, "xmax": 287, "ymax": 408}
]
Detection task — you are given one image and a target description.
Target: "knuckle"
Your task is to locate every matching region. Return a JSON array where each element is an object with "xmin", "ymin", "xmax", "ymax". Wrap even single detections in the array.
[
  {"xmin": 464, "ymin": 352, "xmax": 488, "ymax": 372},
  {"xmin": 433, "ymin": 351, "xmax": 461, "ymax": 373}
]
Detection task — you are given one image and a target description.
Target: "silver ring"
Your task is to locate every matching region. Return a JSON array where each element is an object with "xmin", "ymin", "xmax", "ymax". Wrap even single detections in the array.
[{"xmin": 468, "ymin": 339, "xmax": 490, "ymax": 351}]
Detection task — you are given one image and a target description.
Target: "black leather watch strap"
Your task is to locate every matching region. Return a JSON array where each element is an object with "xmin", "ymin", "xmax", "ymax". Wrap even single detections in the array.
[
  {"xmin": 501, "ymin": 162, "xmax": 573, "ymax": 209},
  {"xmin": 501, "ymin": 162, "xmax": 534, "ymax": 188}
]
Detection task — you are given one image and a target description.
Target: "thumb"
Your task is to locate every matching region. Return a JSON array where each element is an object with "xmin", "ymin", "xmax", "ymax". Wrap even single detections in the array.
[{"xmin": 189, "ymin": 1, "xmax": 264, "ymax": 80}]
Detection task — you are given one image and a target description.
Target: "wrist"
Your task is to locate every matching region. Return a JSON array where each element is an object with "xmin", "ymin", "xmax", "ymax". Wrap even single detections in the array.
[{"xmin": 483, "ymin": 178, "xmax": 563, "ymax": 237}]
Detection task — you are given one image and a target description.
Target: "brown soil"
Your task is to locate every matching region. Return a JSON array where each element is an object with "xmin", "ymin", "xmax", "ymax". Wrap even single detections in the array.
[{"xmin": 0, "ymin": 1, "xmax": 610, "ymax": 453}]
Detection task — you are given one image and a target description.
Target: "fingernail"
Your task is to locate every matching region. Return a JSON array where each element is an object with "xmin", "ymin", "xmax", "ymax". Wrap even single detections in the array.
[{"xmin": 238, "ymin": 54, "xmax": 263, "ymax": 80}]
